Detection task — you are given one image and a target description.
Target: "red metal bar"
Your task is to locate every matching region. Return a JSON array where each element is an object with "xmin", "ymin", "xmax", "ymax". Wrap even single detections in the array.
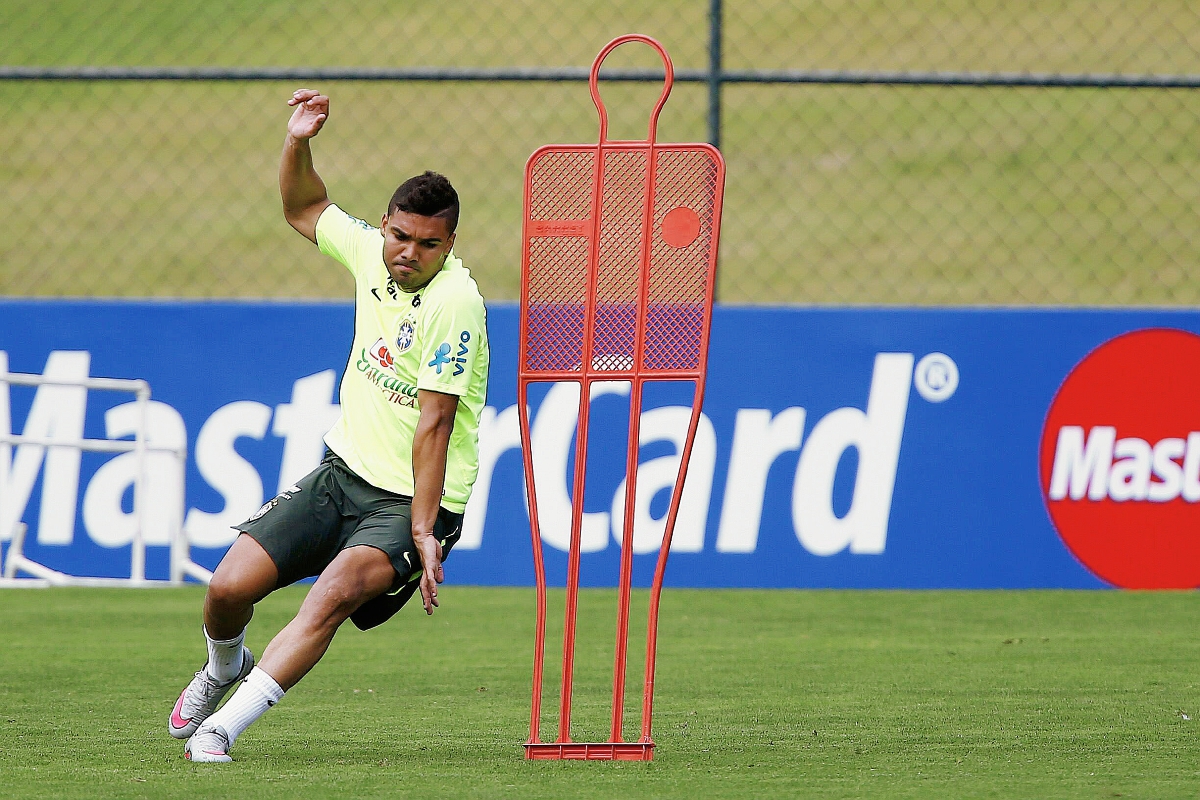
[
  {"xmin": 609, "ymin": 80, "xmax": 665, "ymax": 739},
  {"xmin": 515, "ymin": 161, "xmax": 545, "ymax": 746},
  {"xmin": 554, "ymin": 81, "xmax": 612, "ymax": 741},
  {"xmin": 516, "ymin": 382, "xmax": 547, "ymax": 746},
  {"xmin": 513, "ymin": 368, "xmax": 703, "ymax": 381},
  {"xmin": 640, "ymin": 137, "xmax": 725, "ymax": 741},
  {"xmin": 640, "ymin": 381, "xmax": 705, "ymax": 741},
  {"xmin": 525, "ymin": 742, "xmax": 654, "ymax": 761},
  {"xmin": 556, "ymin": 379, "xmax": 589, "ymax": 742},
  {"xmin": 609, "ymin": 376, "xmax": 642, "ymax": 742}
]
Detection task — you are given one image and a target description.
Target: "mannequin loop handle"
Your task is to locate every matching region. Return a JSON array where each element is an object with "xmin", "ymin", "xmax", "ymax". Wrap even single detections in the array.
[{"xmin": 589, "ymin": 34, "xmax": 674, "ymax": 144}]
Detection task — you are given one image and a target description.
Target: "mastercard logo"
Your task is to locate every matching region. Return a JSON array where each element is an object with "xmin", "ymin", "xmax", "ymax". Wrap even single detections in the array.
[{"xmin": 1039, "ymin": 328, "xmax": 1200, "ymax": 588}]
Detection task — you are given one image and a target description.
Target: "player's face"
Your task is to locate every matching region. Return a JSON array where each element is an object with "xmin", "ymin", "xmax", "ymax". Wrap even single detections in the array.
[{"xmin": 380, "ymin": 211, "xmax": 456, "ymax": 292}]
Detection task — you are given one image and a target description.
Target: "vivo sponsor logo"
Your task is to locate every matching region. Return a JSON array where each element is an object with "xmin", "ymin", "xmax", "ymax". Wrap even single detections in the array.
[
  {"xmin": 4, "ymin": 350, "xmax": 947, "ymax": 557},
  {"xmin": 1048, "ymin": 426, "xmax": 1200, "ymax": 503}
]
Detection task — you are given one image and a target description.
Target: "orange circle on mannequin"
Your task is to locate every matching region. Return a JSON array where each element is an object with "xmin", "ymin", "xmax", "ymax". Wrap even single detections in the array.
[{"xmin": 660, "ymin": 206, "xmax": 701, "ymax": 248}]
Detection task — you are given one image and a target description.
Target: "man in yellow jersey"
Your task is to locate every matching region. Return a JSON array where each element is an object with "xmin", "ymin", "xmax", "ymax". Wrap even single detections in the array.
[{"xmin": 169, "ymin": 88, "xmax": 490, "ymax": 763}]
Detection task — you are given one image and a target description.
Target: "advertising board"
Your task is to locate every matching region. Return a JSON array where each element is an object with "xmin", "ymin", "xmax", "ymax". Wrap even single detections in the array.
[{"xmin": 3, "ymin": 301, "xmax": 1198, "ymax": 589}]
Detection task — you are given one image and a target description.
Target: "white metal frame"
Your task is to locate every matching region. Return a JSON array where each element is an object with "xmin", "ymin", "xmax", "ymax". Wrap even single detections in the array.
[{"xmin": 0, "ymin": 371, "xmax": 212, "ymax": 587}]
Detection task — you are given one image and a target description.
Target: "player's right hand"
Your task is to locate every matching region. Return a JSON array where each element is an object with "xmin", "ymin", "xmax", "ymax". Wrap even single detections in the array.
[
  {"xmin": 413, "ymin": 532, "xmax": 445, "ymax": 616},
  {"xmin": 286, "ymin": 89, "xmax": 329, "ymax": 140}
]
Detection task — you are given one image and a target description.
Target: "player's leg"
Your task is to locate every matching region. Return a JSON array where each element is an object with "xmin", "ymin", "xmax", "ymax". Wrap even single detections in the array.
[
  {"xmin": 202, "ymin": 533, "xmax": 278, "ymax": 681},
  {"xmin": 204, "ymin": 533, "xmax": 279, "ymax": 639},
  {"xmin": 260, "ymin": 544, "xmax": 396, "ymax": 689},
  {"xmin": 186, "ymin": 544, "xmax": 396, "ymax": 762},
  {"xmin": 187, "ymin": 454, "xmax": 455, "ymax": 762},
  {"xmin": 168, "ymin": 534, "xmax": 278, "ymax": 740},
  {"xmin": 172, "ymin": 455, "xmax": 343, "ymax": 742}
]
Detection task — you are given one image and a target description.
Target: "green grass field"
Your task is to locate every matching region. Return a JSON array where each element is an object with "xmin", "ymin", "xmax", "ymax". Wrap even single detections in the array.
[
  {"xmin": 2, "ymin": 2, "xmax": 1200, "ymax": 304},
  {"xmin": 1, "ymin": 586, "xmax": 1199, "ymax": 799}
]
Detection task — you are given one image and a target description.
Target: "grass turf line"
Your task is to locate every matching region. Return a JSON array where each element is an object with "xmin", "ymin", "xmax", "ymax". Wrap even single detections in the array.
[{"xmin": 0, "ymin": 587, "xmax": 1198, "ymax": 798}]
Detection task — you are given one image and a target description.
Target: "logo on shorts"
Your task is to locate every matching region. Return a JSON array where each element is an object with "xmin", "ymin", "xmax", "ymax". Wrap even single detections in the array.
[
  {"xmin": 248, "ymin": 485, "xmax": 302, "ymax": 522},
  {"xmin": 249, "ymin": 499, "xmax": 276, "ymax": 521},
  {"xmin": 1039, "ymin": 328, "xmax": 1200, "ymax": 589},
  {"xmin": 396, "ymin": 318, "xmax": 416, "ymax": 353}
]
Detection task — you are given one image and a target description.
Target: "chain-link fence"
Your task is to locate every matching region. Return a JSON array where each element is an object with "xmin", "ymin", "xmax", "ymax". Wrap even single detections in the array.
[{"xmin": 2, "ymin": 1, "xmax": 1199, "ymax": 305}]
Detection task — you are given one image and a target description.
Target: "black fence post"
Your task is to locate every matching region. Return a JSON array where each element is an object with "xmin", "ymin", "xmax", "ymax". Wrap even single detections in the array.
[
  {"xmin": 708, "ymin": 0, "xmax": 723, "ymax": 150},
  {"xmin": 709, "ymin": 0, "xmax": 723, "ymax": 301}
]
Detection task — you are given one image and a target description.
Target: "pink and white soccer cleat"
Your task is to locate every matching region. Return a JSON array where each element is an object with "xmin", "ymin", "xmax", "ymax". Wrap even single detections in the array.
[
  {"xmin": 168, "ymin": 648, "xmax": 255, "ymax": 739},
  {"xmin": 185, "ymin": 724, "xmax": 233, "ymax": 763}
]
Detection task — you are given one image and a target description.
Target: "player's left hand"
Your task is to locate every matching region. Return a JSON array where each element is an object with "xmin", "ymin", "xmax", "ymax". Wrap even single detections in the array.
[{"xmin": 413, "ymin": 532, "xmax": 445, "ymax": 615}]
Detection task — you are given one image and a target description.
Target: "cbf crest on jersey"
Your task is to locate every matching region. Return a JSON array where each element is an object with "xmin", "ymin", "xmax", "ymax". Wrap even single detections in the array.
[{"xmin": 395, "ymin": 317, "xmax": 416, "ymax": 353}]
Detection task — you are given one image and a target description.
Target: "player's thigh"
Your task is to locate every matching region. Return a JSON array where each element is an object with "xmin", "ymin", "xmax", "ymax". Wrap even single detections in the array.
[
  {"xmin": 300, "ymin": 544, "xmax": 396, "ymax": 621},
  {"xmin": 208, "ymin": 533, "xmax": 279, "ymax": 605},
  {"xmin": 345, "ymin": 503, "xmax": 433, "ymax": 587},
  {"xmin": 343, "ymin": 507, "xmax": 464, "ymax": 630}
]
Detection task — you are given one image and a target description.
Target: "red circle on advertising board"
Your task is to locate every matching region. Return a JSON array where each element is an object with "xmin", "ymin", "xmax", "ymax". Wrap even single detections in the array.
[
  {"xmin": 1039, "ymin": 328, "xmax": 1200, "ymax": 588},
  {"xmin": 661, "ymin": 206, "xmax": 701, "ymax": 248}
]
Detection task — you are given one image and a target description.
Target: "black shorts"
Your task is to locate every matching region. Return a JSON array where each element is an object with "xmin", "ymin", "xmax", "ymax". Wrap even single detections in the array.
[{"xmin": 237, "ymin": 449, "xmax": 463, "ymax": 630}]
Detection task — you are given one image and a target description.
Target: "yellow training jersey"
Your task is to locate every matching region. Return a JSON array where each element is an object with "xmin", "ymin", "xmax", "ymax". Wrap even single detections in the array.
[{"xmin": 316, "ymin": 204, "xmax": 489, "ymax": 513}]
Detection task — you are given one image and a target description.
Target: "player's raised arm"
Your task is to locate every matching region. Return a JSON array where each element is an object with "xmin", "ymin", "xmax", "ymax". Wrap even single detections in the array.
[{"xmin": 280, "ymin": 89, "xmax": 333, "ymax": 244}]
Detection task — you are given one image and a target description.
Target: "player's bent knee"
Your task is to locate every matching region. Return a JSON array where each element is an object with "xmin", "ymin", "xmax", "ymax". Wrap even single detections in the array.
[
  {"xmin": 206, "ymin": 571, "xmax": 261, "ymax": 610},
  {"xmin": 334, "ymin": 546, "xmax": 397, "ymax": 596},
  {"xmin": 297, "ymin": 583, "xmax": 368, "ymax": 631},
  {"xmin": 324, "ymin": 572, "xmax": 385, "ymax": 612},
  {"xmin": 302, "ymin": 551, "xmax": 395, "ymax": 626},
  {"xmin": 207, "ymin": 534, "xmax": 278, "ymax": 606}
]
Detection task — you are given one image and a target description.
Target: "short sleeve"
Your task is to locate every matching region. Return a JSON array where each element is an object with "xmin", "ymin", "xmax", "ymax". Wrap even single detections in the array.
[
  {"xmin": 316, "ymin": 204, "xmax": 381, "ymax": 278},
  {"xmin": 417, "ymin": 286, "xmax": 487, "ymax": 396}
]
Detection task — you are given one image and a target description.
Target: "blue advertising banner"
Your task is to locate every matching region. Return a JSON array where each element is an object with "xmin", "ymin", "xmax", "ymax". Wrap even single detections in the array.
[{"xmin": 2, "ymin": 300, "xmax": 1198, "ymax": 589}]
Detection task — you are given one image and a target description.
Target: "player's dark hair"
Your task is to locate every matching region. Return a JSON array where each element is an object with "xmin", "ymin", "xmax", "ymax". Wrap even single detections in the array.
[{"xmin": 388, "ymin": 171, "xmax": 459, "ymax": 234}]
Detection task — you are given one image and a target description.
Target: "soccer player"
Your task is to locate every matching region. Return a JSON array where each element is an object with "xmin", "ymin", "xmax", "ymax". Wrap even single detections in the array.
[{"xmin": 169, "ymin": 88, "xmax": 490, "ymax": 763}]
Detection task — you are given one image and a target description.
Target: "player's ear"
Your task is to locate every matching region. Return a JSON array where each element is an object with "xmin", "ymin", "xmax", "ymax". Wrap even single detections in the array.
[
  {"xmin": 445, "ymin": 232, "xmax": 456, "ymax": 252},
  {"xmin": 380, "ymin": 212, "xmax": 389, "ymax": 231}
]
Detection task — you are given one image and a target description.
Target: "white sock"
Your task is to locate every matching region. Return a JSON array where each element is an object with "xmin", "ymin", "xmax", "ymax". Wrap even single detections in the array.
[
  {"xmin": 204, "ymin": 626, "xmax": 246, "ymax": 683},
  {"xmin": 203, "ymin": 667, "xmax": 284, "ymax": 746}
]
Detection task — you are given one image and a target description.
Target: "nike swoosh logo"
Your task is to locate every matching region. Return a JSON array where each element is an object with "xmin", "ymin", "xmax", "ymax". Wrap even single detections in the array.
[
  {"xmin": 371, "ymin": 288, "xmax": 382, "ymax": 301},
  {"xmin": 170, "ymin": 692, "xmax": 192, "ymax": 729}
]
